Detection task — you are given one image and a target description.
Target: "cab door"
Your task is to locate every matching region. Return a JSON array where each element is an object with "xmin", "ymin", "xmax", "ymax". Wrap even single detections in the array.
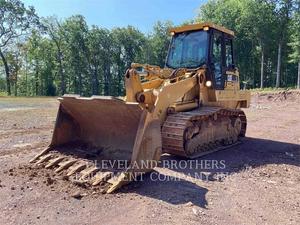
[
  {"xmin": 224, "ymin": 37, "xmax": 239, "ymax": 89},
  {"xmin": 210, "ymin": 30, "xmax": 225, "ymax": 90}
]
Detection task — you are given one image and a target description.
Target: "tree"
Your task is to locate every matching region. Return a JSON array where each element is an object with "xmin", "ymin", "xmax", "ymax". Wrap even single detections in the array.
[
  {"xmin": 86, "ymin": 26, "xmax": 111, "ymax": 95},
  {"xmin": 25, "ymin": 30, "xmax": 56, "ymax": 96},
  {"xmin": 111, "ymin": 26, "xmax": 146, "ymax": 95},
  {"xmin": 289, "ymin": 0, "xmax": 300, "ymax": 88},
  {"xmin": 243, "ymin": 0, "xmax": 276, "ymax": 88},
  {"xmin": 0, "ymin": 0, "xmax": 39, "ymax": 95},
  {"xmin": 42, "ymin": 17, "xmax": 66, "ymax": 95},
  {"xmin": 61, "ymin": 15, "xmax": 89, "ymax": 95},
  {"xmin": 5, "ymin": 49, "xmax": 21, "ymax": 95},
  {"xmin": 147, "ymin": 21, "xmax": 173, "ymax": 67},
  {"xmin": 274, "ymin": 0, "xmax": 293, "ymax": 88}
]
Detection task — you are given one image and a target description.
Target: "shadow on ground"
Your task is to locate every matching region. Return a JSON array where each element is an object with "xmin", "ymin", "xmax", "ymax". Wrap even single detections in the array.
[
  {"xmin": 163, "ymin": 137, "xmax": 300, "ymax": 180},
  {"xmin": 122, "ymin": 137, "xmax": 300, "ymax": 207}
]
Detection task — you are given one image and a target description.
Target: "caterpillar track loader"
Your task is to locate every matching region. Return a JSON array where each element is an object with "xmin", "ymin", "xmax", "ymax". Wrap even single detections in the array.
[{"xmin": 30, "ymin": 22, "xmax": 250, "ymax": 193}]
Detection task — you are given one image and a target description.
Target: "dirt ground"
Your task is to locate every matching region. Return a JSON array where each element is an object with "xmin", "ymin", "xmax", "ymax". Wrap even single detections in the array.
[{"xmin": 0, "ymin": 91, "xmax": 299, "ymax": 225}]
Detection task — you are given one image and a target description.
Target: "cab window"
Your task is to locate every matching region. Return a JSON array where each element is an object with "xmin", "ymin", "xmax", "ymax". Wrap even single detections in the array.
[
  {"xmin": 211, "ymin": 32, "xmax": 223, "ymax": 88},
  {"xmin": 225, "ymin": 38, "xmax": 234, "ymax": 68}
]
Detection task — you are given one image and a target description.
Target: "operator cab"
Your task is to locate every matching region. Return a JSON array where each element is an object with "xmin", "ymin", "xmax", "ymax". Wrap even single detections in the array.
[{"xmin": 166, "ymin": 22, "xmax": 236, "ymax": 90}]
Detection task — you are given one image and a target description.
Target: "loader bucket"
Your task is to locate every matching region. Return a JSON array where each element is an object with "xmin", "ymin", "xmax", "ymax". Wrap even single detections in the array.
[
  {"xmin": 30, "ymin": 95, "xmax": 162, "ymax": 193},
  {"xmin": 51, "ymin": 95, "xmax": 143, "ymax": 157}
]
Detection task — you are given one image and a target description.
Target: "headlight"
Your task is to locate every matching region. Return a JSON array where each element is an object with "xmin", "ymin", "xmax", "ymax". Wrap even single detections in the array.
[{"xmin": 205, "ymin": 80, "xmax": 212, "ymax": 87}]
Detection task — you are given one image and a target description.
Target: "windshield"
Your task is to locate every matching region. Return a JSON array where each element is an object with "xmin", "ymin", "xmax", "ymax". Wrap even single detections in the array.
[{"xmin": 166, "ymin": 30, "xmax": 208, "ymax": 69}]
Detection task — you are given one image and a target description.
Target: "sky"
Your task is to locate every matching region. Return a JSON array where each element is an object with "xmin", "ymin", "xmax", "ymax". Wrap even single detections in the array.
[{"xmin": 23, "ymin": 0, "xmax": 206, "ymax": 33}]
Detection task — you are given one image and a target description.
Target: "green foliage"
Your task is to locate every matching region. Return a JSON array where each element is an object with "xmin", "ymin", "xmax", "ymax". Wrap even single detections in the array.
[
  {"xmin": 0, "ymin": 10, "xmax": 162, "ymax": 96},
  {"xmin": 1, "ymin": 0, "xmax": 300, "ymax": 96},
  {"xmin": 0, "ymin": 0, "xmax": 39, "ymax": 48},
  {"xmin": 0, "ymin": 0, "xmax": 39, "ymax": 95},
  {"xmin": 110, "ymin": 26, "xmax": 146, "ymax": 95},
  {"xmin": 288, "ymin": 1, "xmax": 300, "ymax": 63},
  {"xmin": 146, "ymin": 21, "xmax": 173, "ymax": 67},
  {"xmin": 196, "ymin": 0, "xmax": 299, "ymax": 88}
]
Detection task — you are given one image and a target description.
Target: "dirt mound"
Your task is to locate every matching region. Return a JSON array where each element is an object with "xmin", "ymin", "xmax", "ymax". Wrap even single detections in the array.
[
  {"xmin": 253, "ymin": 90, "xmax": 300, "ymax": 103},
  {"xmin": 5, "ymin": 164, "xmax": 106, "ymax": 200}
]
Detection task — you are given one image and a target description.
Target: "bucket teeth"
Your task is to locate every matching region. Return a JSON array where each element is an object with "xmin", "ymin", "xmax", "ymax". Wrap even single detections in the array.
[
  {"xmin": 106, "ymin": 173, "xmax": 128, "ymax": 194},
  {"xmin": 67, "ymin": 163, "xmax": 87, "ymax": 176},
  {"xmin": 30, "ymin": 147, "xmax": 51, "ymax": 163},
  {"xmin": 34, "ymin": 154, "xmax": 53, "ymax": 165},
  {"xmin": 45, "ymin": 156, "xmax": 65, "ymax": 169},
  {"xmin": 92, "ymin": 172, "xmax": 113, "ymax": 186},
  {"xmin": 107, "ymin": 173, "xmax": 126, "ymax": 185},
  {"xmin": 30, "ymin": 146, "xmax": 136, "ymax": 193},
  {"xmin": 79, "ymin": 167, "xmax": 99, "ymax": 181},
  {"xmin": 55, "ymin": 159, "xmax": 77, "ymax": 173}
]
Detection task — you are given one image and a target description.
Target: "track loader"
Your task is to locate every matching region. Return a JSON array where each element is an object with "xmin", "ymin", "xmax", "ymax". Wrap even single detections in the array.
[{"xmin": 30, "ymin": 22, "xmax": 250, "ymax": 193}]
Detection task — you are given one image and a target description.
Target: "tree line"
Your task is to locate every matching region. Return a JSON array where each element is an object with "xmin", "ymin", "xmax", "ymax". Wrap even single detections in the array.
[
  {"xmin": 0, "ymin": 0, "xmax": 299, "ymax": 97},
  {"xmin": 196, "ymin": 0, "xmax": 300, "ymax": 89}
]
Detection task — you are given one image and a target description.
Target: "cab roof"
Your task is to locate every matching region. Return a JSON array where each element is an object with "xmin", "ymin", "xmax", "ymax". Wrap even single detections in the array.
[{"xmin": 169, "ymin": 22, "xmax": 234, "ymax": 37}]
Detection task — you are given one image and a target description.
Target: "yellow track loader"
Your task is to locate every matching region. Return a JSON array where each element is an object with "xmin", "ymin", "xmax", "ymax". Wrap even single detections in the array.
[{"xmin": 30, "ymin": 22, "xmax": 250, "ymax": 193}]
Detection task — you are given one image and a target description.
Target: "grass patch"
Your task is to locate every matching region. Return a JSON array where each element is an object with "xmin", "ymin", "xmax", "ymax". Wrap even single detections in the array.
[{"xmin": 0, "ymin": 91, "xmax": 7, "ymax": 97}]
